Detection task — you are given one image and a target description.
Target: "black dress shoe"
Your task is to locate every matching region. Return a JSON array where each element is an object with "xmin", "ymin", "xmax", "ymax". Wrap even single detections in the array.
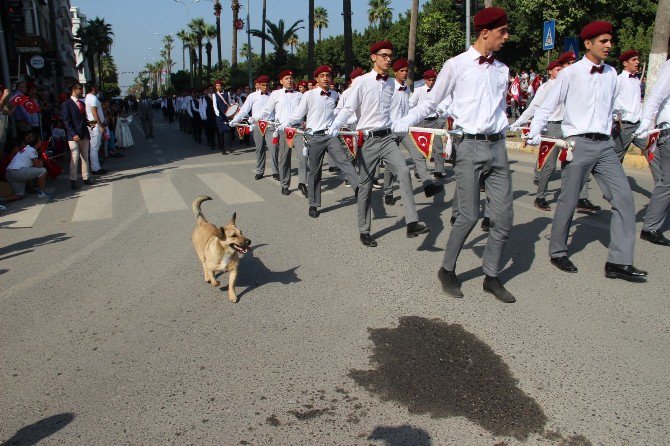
[
  {"xmin": 407, "ymin": 221, "xmax": 430, "ymax": 238},
  {"xmin": 299, "ymin": 183, "xmax": 308, "ymax": 197},
  {"xmin": 371, "ymin": 179, "xmax": 382, "ymax": 190},
  {"xmin": 360, "ymin": 233, "xmax": 377, "ymax": 247},
  {"xmin": 438, "ymin": 268, "xmax": 463, "ymax": 298},
  {"xmin": 221, "ymin": 150, "xmax": 228, "ymax": 155},
  {"xmin": 640, "ymin": 230, "xmax": 670, "ymax": 246},
  {"xmin": 71, "ymin": 180, "xmax": 80, "ymax": 190},
  {"xmin": 534, "ymin": 197, "xmax": 551, "ymax": 211},
  {"xmin": 550, "ymin": 256, "xmax": 578, "ymax": 273},
  {"xmin": 281, "ymin": 188, "xmax": 290, "ymax": 196},
  {"xmin": 83, "ymin": 179, "xmax": 94, "ymax": 185},
  {"xmin": 414, "ymin": 172, "xmax": 420, "ymax": 180},
  {"xmin": 424, "ymin": 183, "xmax": 444, "ymax": 198},
  {"xmin": 272, "ymin": 174, "xmax": 280, "ymax": 181},
  {"xmin": 450, "ymin": 216, "xmax": 456, "ymax": 226},
  {"xmin": 433, "ymin": 172, "xmax": 446, "ymax": 179},
  {"xmin": 605, "ymin": 263, "xmax": 648, "ymax": 281},
  {"xmin": 91, "ymin": 169, "xmax": 109, "ymax": 175},
  {"xmin": 328, "ymin": 166, "xmax": 341, "ymax": 173},
  {"xmin": 308, "ymin": 206, "xmax": 320, "ymax": 218},
  {"xmin": 384, "ymin": 194, "xmax": 395, "ymax": 206},
  {"xmin": 483, "ymin": 275, "xmax": 516, "ymax": 303},
  {"xmin": 255, "ymin": 174, "xmax": 263, "ymax": 180},
  {"xmin": 533, "ymin": 178, "xmax": 539, "ymax": 186},
  {"xmin": 576, "ymin": 198, "xmax": 601, "ymax": 212},
  {"xmin": 481, "ymin": 217, "xmax": 490, "ymax": 232}
]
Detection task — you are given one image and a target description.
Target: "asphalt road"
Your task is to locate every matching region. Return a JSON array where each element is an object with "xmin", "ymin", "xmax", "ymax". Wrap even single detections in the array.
[{"xmin": 1, "ymin": 112, "xmax": 668, "ymax": 445}]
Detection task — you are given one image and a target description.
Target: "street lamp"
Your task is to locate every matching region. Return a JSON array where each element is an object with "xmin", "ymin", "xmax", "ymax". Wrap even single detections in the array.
[{"xmin": 173, "ymin": 0, "xmax": 200, "ymax": 20}]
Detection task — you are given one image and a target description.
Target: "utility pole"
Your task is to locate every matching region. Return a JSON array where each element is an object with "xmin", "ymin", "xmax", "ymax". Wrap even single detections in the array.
[
  {"xmin": 343, "ymin": 0, "xmax": 353, "ymax": 80},
  {"xmin": 646, "ymin": 0, "xmax": 670, "ymax": 93},
  {"xmin": 465, "ymin": 0, "xmax": 471, "ymax": 51},
  {"xmin": 407, "ymin": 0, "xmax": 419, "ymax": 89}
]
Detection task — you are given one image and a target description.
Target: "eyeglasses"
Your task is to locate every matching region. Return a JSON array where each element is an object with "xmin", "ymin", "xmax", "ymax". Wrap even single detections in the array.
[{"xmin": 375, "ymin": 53, "xmax": 394, "ymax": 59}]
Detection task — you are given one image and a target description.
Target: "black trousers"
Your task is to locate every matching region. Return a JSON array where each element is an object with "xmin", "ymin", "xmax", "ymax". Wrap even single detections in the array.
[{"xmin": 191, "ymin": 116, "xmax": 202, "ymax": 143}]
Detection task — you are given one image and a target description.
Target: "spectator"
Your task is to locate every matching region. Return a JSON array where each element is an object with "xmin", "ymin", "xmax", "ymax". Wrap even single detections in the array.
[
  {"xmin": 11, "ymin": 81, "xmax": 30, "ymax": 136},
  {"xmin": 84, "ymin": 83, "xmax": 108, "ymax": 175},
  {"xmin": 51, "ymin": 120, "xmax": 67, "ymax": 156},
  {"xmin": 1, "ymin": 85, "xmax": 12, "ymax": 150},
  {"xmin": 5, "ymin": 133, "xmax": 53, "ymax": 199},
  {"xmin": 61, "ymin": 82, "xmax": 93, "ymax": 190}
]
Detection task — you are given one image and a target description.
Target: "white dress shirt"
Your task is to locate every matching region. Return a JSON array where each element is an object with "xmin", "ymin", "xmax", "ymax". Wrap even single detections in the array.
[
  {"xmin": 530, "ymin": 56, "xmax": 617, "ymax": 138},
  {"xmin": 639, "ymin": 59, "xmax": 670, "ymax": 131},
  {"xmin": 514, "ymin": 79, "xmax": 564, "ymax": 125},
  {"xmin": 614, "ymin": 71, "xmax": 642, "ymax": 123},
  {"xmin": 390, "ymin": 79, "xmax": 410, "ymax": 122},
  {"xmin": 334, "ymin": 86, "xmax": 359, "ymax": 127},
  {"xmin": 259, "ymin": 88, "xmax": 302, "ymax": 125},
  {"xmin": 288, "ymin": 88, "xmax": 339, "ymax": 131},
  {"xmin": 409, "ymin": 84, "xmax": 437, "ymax": 118},
  {"xmin": 331, "ymin": 70, "xmax": 394, "ymax": 131},
  {"xmin": 198, "ymin": 97, "xmax": 208, "ymax": 120},
  {"xmin": 436, "ymin": 95, "xmax": 454, "ymax": 118},
  {"xmin": 403, "ymin": 46, "xmax": 509, "ymax": 134},
  {"xmin": 230, "ymin": 90, "xmax": 271, "ymax": 125}
]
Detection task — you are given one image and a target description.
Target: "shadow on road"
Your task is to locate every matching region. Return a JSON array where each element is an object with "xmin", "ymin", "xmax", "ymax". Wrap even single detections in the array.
[
  {"xmin": 368, "ymin": 424, "xmax": 432, "ymax": 446},
  {"xmin": 1, "ymin": 412, "xmax": 75, "ymax": 446},
  {"xmin": 0, "ymin": 232, "xmax": 72, "ymax": 263}
]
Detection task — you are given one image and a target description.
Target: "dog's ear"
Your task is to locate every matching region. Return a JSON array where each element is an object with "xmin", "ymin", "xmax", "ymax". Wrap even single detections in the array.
[
  {"xmin": 229, "ymin": 212, "xmax": 237, "ymax": 226},
  {"xmin": 219, "ymin": 227, "xmax": 227, "ymax": 240}
]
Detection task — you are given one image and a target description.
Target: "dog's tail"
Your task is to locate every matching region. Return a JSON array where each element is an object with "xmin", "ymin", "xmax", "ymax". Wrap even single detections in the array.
[{"xmin": 192, "ymin": 195, "xmax": 212, "ymax": 219}]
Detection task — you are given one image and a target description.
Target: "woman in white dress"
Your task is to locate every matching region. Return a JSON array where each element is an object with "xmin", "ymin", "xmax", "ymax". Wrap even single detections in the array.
[{"xmin": 115, "ymin": 112, "xmax": 134, "ymax": 148}]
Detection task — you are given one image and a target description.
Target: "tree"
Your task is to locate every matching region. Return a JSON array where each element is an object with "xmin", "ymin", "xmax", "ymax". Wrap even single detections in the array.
[
  {"xmin": 204, "ymin": 24, "xmax": 217, "ymax": 77},
  {"xmin": 240, "ymin": 43, "xmax": 257, "ymax": 61},
  {"xmin": 308, "ymin": 0, "xmax": 315, "ymax": 75},
  {"xmin": 250, "ymin": 19, "xmax": 305, "ymax": 67},
  {"xmin": 343, "ymin": 0, "xmax": 353, "ymax": 79},
  {"xmin": 163, "ymin": 34, "xmax": 174, "ymax": 90},
  {"xmin": 74, "ymin": 17, "xmax": 114, "ymax": 88},
  {"xmin": 407, "ymin": 0, "xmax": 419, "ymax": 88},
  {"xmin": 213, "ymin": 0, "xmax": 223, "ymax": 68},
  {"xmin": 188, "ymin": 18, "xmax": 207, "ymax": 83},
  {"xmin": 261, "ymin": 0, "xmax": 267, "ymax": 62},
  {"xmin": 368, "ymin": 0, "xmax": 393, "ymax": 29},
  {"xmin": 314, "ymin": 7, "xmax": 329, "ymax": 42},
  {"xmin": 231, "ymin": 0, "xmax": 241, "ymax": 67},
  {"xmin": 286, "ymin": 34, "xmax": 299, "ymax": 54},
  {"xmin": 176, "ymin": 30, "xmax": 189, "ymax": 71},
  {"xmin": 646, "ymin": 0, "xmax": 669, "ymax": 92}
]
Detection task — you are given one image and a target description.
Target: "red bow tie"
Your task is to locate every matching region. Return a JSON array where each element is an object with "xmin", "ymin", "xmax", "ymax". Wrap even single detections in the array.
[
  {"xmin": 398, "ymin": 86, "xmax": 407, "ymax": 91},
  {"xmin": 478, "ymin": 55, "xmax": 495, "ymax": 65},
  {"xmin": 285, "ymin": 89, "xmax": 293, "ymax": 93},
  {"xmin": 629, "ymin": 73, "xmax": 637, "ymax": 78},
  {"xmin": 590, "ymin": 65, "xmax": 604, "ymax": 74},
  {"xmin": 376, "ymin": 73, "xmax": 389, "ymax": 81},
  {"xmin": 320, "ymin": 90, "xmax": 331, "ymax": 97}
]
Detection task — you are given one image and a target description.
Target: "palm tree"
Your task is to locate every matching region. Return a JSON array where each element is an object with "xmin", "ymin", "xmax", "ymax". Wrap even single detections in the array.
[
  {"xmin": 188, "ymin": 18, "xmax": 207, "ymax": 82},
  {"xmin": 231, "ymin": 0, "xmax": 241, "ymax": 67},
  {"xmin": 407, "ymin": 0, "xmax": 419, "ymax": 88},
  {"xmin": 286, "ymin": 34, "xmax": 299, "ymax": 54},
  {"xmin": 314, "ymin": 7, "xmax": 328, "ymax": 43},
  {"xmin": 647, "ymin": 0, "xmax": 670, "ymax": 93},
  {"xmin": 250, "ymin": 19, "xmax": 305, "ymax": 67},
  {"xmin": 368, "ymin": 0, "xmax": 393, "ymax": 29},
  {"xmin": 240, "ymin": 43, "xmax": 256, "ymax": 61},
  {"xmin": 74, "ymin": 17, "xmax": 114, "ymax": 88},
  {"xmin": 213, "ymin": 0, "xmax": 223, "ymax": 68},
  {"xmin": 308, "ymin": 0, "xmax": 315, "ymax": 74},
  {"xmin": 163, "ymin": 34, "xmax": 174, "ymax": 89},
  {"xmin": 203, "ymin": 23, "xmax": 217, "ymax": 77},
  {"xmin": 261, "ymin": 0, "xmax": 267, "ymax": 62},
  {"xmin": 343, "ymin": 0, "xmax": 353, "ymax": 79},
  {"xmin": 176, "ymin": 29, "xmax": 189, "ymax": 71}
]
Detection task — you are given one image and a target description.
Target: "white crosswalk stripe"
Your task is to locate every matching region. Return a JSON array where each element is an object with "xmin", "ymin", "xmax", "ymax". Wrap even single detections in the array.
[
  {"xmin": 197, "ymin": 172, "xmax": 264, "ymax": 204},
  {"xmin": 0, "ymin": 201, "xmax": 45, "ymax": 228},
  {"xmin": 72, "ymin": 183, "xmax": 113, "ymax": 221},
  {"xmin": 139, "ymin": 177, "xmax": 188, "ymax": 213}
]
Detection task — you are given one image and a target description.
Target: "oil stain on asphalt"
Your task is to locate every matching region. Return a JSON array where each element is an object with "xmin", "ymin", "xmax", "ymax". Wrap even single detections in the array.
[{"xmin": 349, "ymin": 316, "xmax": 548, "ymax": 441}]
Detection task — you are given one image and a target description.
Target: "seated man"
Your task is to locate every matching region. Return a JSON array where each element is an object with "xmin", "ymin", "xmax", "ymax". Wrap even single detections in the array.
[{"xmin": 5, "ymin": 133, "xmax": 53, "ymax": 199}]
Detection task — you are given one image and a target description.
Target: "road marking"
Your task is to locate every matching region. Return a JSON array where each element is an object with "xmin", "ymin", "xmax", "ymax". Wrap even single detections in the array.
[
  {"xmin": 72, "ymin": 183, "xmax": 113, "ymax": 221},
  {"xmin": 139, "ymin": 178, "xmax": 188, "ymax": 213},
  {"xmin": 0, "ymin": 201, "xmax": 45, "ymax": 228},
  {"xmin": 198, "ymin": 172, "xmax": 264, "ymax": 204}
]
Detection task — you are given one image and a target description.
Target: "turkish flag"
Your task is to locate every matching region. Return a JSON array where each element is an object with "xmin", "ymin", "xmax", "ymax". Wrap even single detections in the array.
[
  {"xmin": 258, "ymin": 120, "xmax": 269, "ymax": 136},
  {"xmin": 236, "ymin": 126, "xmax": 246, "ymax": 140},
  {"xmin": 447, "ymin": 116, "xmax": 454, "ymax": 131},
  {"xmin": 520, "ymin": 127, "xmax": 530, "ymax": 136},
  {"xmin": 23, "ymin": 98, "xmax": 41, "ymax": 114},
  {"xmin": 536, "ymin": 140, "xmax": 556, "ymax": 170},
  {"xmin": 9, "ymin": 94, "xmax": 28, "ymax": 107},
  {"xmin": 558, "ymin": 147, "xmax": 573, "ymax": 163},
  {"xmin": 284, "ymin": 127, "xmax": 297, "ymax": 148},
  {"xmin": 643, "ymin": 130, "xmax": 661, "ymax": 162},
  {"xmin": 341, "ymin": 134, "xmax": 357, "ymax": 158},
  {"xmin": 409, "ymin": 130, "xmax": 435, "ymax": 159}
]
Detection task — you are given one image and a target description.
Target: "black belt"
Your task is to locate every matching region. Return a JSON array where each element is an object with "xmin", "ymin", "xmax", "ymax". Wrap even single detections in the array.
[
  {"xmin": 424, "ymin": 116, "xmax": 438, "ymax": 121},
  {"xmin": 462, "ymin": 132, "xmax": 503, "ymax": 141},
  {"xmin": 576, "ymin": 133, "xmax": 610, "ymax": 141},
  {"xmin": 368, "ymin": 128, "xmax": 392, "ymax": 138},
  {"xmin": 622, "ymin": 120, "xmax": 639, "ymax": 125},
  {"xmin": 311, "ymin": 129, "xmax": 327, "ymax": 135},
  {"xmin": 547, "ymin": 120, "xmax": 562, "ymax": 124}
]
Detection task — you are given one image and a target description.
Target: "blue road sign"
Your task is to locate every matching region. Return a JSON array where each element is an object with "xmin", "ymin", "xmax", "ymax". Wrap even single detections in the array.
[
  {"xmin": 543, "ymin": 20, "xmax": 556, "ymax": 51},
  {"xmin": 563, "ymin": 37, "xmax": 579, "ymax": 58}
]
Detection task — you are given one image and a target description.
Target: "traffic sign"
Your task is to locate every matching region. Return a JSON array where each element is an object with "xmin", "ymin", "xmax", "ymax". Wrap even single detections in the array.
[
  {"xmin": 543, "ymin": 20, "xmax": 556, "ymax": 51},
  {"xmin": 563, "ymin": 37, "xmax": 579, "ymax": 58}
]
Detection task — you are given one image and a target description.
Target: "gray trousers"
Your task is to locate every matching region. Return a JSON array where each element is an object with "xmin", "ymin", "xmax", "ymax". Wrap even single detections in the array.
[
  {"xmin": 443, "ymin": 138, "xmax": 513, "ymax": 277},
  {"xmin": 642, "ymin": 132, "xmax": 670, "ymax": 232},
  {"xmin": 550, "ymin": 136, "xmax": 636, "ymax": 264},
  {"xmin": 420, "ymin": 117, "xmax": 446, "ymax": 173},
  {"xmin": 295, "ymin": 136, "xmax": 307, "ymax": 185},
  {"xmin": 613, "ymin": 121, "xmax": 639, "ymax": 162},
  {"xmin": 278, "ymin": 133, "xmax": 292, "ymax": 189},
  {"xmin": 252, "ymin": 126, "xmax": 279, "ymax": 176},
  {"xmin": 536, "ymin": 121, "xmax": 589, "ymax": 200},
  {"xmin": 357, "ymin": 134, "xmax": 418, "ymax": 234},
  {"xmin": 306, "ymin": 134, "xmax": 359, "ymax": 207},
  {"xmin": 383, "ymin": 132, "xmax": 433, "ymax": 195}
]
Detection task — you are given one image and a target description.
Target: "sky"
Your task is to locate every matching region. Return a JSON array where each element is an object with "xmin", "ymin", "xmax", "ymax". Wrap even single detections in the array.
[{"xmin": 72, "ymin": 0, "xmax": 413, "ymax": 93}]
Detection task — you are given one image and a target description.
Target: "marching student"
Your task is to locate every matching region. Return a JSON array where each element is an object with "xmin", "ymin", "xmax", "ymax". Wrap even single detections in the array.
[
  {"xmin": 230, "ymin": 75, "xmax": 279, "ymax": 180},
  {"xmin": 394, "ymin": 7, "xmax": 517, "ymax": 303},
  {"xmin": 410, "ymin": 69, "xmax": 447, "ymax": 178},
  {"xmin": 527, "ymin": 21, "xmax": 646, "ymax": 281},
  {"xmin": 613, "ymin": 50, "xmax": 643, "ymax": 162},
  {"xmin": 383, "ymin": 58, "xmax": 444, "ymax": 205},
  {"xmin": 212, "ymin": 79, "xmax": 234, "ymax": 154},
  {"xmin": 287, "ymin": 65, "xmax": 360, "ymax": 217},
  {"xmin": 330, "ymin": 40, "xmax": 430, "ymax": 247},
  {"xmin": 637, "ymin": 58, "xmax": 670, "ymax": 246}
]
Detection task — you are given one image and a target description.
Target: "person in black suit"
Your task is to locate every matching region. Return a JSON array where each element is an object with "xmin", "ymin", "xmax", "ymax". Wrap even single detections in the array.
[
  {"xmin": 202, "ymin": 85, "xmax": 217, "ymax": 150},
  {"xmin": 61, "ymin": 82, "xmax": 93, "ymax": 189}
]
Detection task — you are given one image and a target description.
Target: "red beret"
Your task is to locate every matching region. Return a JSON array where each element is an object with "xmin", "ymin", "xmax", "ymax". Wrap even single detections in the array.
[
  {"xmin": 557, "ymin": 51, "xmax": 576, "ymax": 65},
  {"xmin": 370, "ymin": 40, "xmax": 394, "ymax": 55},
  {"xmin": 255, "ymin": 75, "xmax": 270, "ymax": 84},
  {"xmin": 350, "ymin": 67, "xmax": 365, "ymax": 80},
  {"xmin": 580, "ymin": 21, "xmax": 613, "ymax": 41},
  {"xmin": 392, "ymin": 59, "xmax": 409, "ymax": 72},
  {"xmin": 214, "ymin": 79, "xmax": 223, "ymax": 85},
  {"xmin": 278, "ymin": 70, "xmax": 293, "ymax": 80},
  {"xmin": 618, "ymin": 49, "xmax": 639, "ymax": 63},
  {"xmin": 423, "ymin": 70, "xmax": 437, "ymax": 80},
  {"xmin": 298, "ymin": 80, "xmax": 309, "ymax": 87},
  {"xmin": 474, "ymin": 7, "xmax": 508, "ymax": 33},
  {"xmin": 547, "ymin": 61, "xmax": 560, "ymax": 71},
  {"xmin": 313, "ymin": 65, "xmax": 332, "ymax": 78}
]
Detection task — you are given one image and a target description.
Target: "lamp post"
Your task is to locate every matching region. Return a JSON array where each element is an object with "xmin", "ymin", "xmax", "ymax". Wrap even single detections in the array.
[{"xmin": 173, "ymin": 0, "xmax": 200, "ymax": 20}]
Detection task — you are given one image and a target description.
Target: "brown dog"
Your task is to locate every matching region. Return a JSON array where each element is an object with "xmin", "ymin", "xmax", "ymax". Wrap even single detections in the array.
[{"xmin": 191, "ymin": 195, "xmax": 251, "ymax": 302}]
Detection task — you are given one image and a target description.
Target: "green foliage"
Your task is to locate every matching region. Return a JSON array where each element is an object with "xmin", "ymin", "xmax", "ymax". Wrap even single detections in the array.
[{"xmin": 170, "ymin": 70, "xmax": 191, "ymax": 93}]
